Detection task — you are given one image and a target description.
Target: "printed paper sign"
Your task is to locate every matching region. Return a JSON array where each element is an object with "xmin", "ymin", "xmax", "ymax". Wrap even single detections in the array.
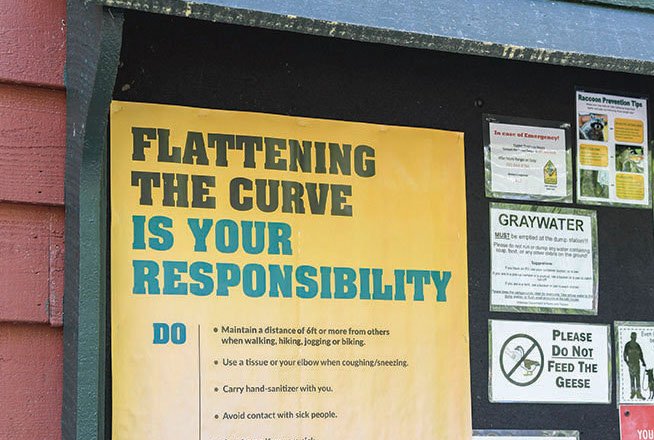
[
  {"xmin": 620, "ymin": 405, "xmax": 654, "ymax": 440},
  {"xmin": 473, "ymin": 431, "xmax": 579, "ymax": 439},
  {"xmin": 484, "ymin": 116, "xmax": 571, "ymax": 202},
  {"xmin": 576, "ymin": 91, "xmax": 650, "ymax": 208},
  {"xmin": 490, "ymin": 203, "xmax": 598, "ymax": 315},
  {"xmin": 489, "ymin": 320, "xmax": 611, "ymax": 403},
  {"xmin": 615, "ymin": 322, "xmax": 654, "ymax": 405},
  {"xmin": 110, "ymin": 101, "xmax": 472, "ymax": 439}
]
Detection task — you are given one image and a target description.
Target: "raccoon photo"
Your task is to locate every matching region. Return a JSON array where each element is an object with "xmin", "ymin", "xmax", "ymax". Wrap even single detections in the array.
[{"xmin": 579, "ymin": 113, "xmax": 607, "ymax": 141}]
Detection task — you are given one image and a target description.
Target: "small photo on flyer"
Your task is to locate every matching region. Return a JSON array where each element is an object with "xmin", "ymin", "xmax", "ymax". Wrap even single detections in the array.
[
  {"xmin": 579, "ymin": 169, "xmax": 610, "ymax": 199},
  {"xmin": 615, "ymin": 145, "xmax": 645, "ymax": 174},
  {"xmin": 578, "ymin": 113, "xmax": 608, "ymax": 142}
]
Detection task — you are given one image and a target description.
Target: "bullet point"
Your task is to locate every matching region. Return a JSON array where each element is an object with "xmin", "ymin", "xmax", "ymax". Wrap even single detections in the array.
[
  {"xmin": 213, "ymin": 327, "xmax": 218, "ymax": 333},
  {"xmin": 214, "ymin": 387, "xmax": 219, "ymax": 392},
  {"xmin": 214, "ymin": 414, "xmax": 220, "ymax": 419},
  {"xmin": 214, "ymin": 360, "xmax": 218, "ymax": 365}
]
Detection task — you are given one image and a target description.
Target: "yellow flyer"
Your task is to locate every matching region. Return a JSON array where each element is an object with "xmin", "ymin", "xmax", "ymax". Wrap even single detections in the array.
[{"xmin": 110, "ymin": 101, "xmax": 471, "ymax": 440}]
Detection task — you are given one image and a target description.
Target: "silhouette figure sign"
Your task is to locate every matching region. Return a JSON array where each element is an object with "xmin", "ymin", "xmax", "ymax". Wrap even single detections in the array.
[{"xmin": 500, "ymin": 333, "xmax": 545, "ymax": 386}]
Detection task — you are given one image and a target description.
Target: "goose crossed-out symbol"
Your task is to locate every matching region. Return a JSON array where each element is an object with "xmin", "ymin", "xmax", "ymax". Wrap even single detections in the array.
[{"xmin": 500, "ymin": 333, "xmax": 545, "ymax": 386}]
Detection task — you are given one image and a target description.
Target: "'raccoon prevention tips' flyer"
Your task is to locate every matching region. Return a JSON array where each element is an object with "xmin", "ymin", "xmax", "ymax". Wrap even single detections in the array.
[{"xmin": 576, "ymin": 90, "xmax": 650, "ymax": 208}]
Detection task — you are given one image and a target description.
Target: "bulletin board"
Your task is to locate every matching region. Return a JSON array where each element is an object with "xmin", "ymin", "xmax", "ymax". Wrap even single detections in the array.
[{"xmin": 110, "ymin": 10, "xmax": 654, "ymax": 439}]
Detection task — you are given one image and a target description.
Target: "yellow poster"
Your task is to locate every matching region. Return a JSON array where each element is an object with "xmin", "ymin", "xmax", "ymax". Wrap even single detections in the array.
[{"xmin": 110, "ymin": 101, "xmax": 471, "ymax": 440}]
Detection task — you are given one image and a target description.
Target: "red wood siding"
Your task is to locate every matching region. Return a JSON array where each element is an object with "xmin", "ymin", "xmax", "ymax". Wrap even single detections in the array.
[
  {"xmin": 0, "ymin": 84, "xmax": 65, "ymax": 205},
  {"xmin": 0, "ymin": 204, "xmax": 64, "ymax": 325},
  {"xmin": 0, "ymin": 0, "xmax": 66, "ymax": 88},
  {"xmin": 0, "ymin": 324, "xmax": 62, "ymax": 440},
  {"xmin": 0, "ymin": 0, "xmax": 67, "ymax": 438}
]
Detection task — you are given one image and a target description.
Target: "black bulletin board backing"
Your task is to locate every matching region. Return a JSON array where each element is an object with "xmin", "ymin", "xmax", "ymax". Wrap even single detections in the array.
[{"xmin": 113, "ymin": 11, "xmax": 654, "ymax": 439}]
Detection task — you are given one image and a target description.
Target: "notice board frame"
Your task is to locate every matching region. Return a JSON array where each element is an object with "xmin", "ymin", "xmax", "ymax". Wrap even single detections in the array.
[{"xmin": 64, "ymin": 2, "xmax": 654, "ymax": 440}]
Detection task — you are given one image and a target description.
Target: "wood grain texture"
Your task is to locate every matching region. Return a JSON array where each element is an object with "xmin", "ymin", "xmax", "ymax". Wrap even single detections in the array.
[
  {"xmin": 0, "ymin": 203, "xmax": 64, "ymax": 326},
  {"xmin": 0, "ymin": 324, "xmax": 62, "ymax": 440},
  {"xmin": 0, "ymin": 0, "xmax": 66, "ymax": 88},
  {"xmin": 63, "ymin": 6, "xmax": 123, "ymax": 438},
  {"xmin": 48, "ymin": 207, "xmax": 64, "ymax": 326},
  {"xmin": 0, "ymin": 84, "xmax": 65, "ymax": 205}
]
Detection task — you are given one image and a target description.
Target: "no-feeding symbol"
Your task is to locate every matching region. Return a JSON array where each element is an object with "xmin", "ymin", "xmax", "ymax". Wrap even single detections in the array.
[{"xmin": 500, "ymin": 333, "xmax": 544, "ymax": 386}]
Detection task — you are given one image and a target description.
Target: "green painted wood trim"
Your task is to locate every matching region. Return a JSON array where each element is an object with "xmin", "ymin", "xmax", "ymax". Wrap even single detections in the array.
[{"xmin": 63, "ymin": 2, "xmax": 123, "ymax": 439}]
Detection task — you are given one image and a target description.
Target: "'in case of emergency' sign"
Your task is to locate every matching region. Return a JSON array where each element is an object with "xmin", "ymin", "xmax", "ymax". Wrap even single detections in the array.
[{"xmin": 489, "ymin": 320, "xmax": 611, "ymax": 403}]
